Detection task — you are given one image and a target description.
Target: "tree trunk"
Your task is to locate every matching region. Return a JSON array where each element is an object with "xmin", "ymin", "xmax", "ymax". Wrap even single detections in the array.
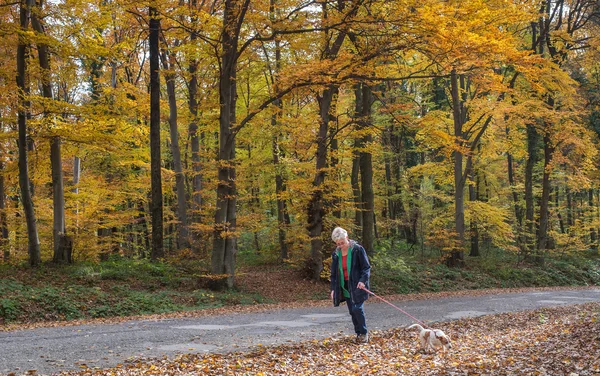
[
  {"xmin": 307, "ymin": 86, "xmax": 337, "ymax": 281},
  {"xmin": 590, "ymin": 189, "xmax": 597, "ymax": 248},
  {"xmin": 188, "ymin": 0, "xmax": 202, "ymax": 228},
  {"xmin": 382, "ymin": 127, "xmax": 393, "ymax": 236},
  {"xmin": 269, "ymin": 19, "xmax": 289, "ymax": 261},
  {"xmin": 330, "ymin": 135, "xmax": 341, "ymax": 219},
  {"xmin": 72, "ymin": 156, "xmax": 80, "ymax": 193},
  {"xmin": 468, "ymin": 158, "xmax": 480, "ymax": 257},
  {"xmin": 72, "ymin": 156, "xmax": 80, "ymax": 237},
  {"xmin": 352, "ymin": 146, "xmax": 362, "ymax": 231},
  {"xmin": 0, "ymin": 163, "xmax": 9, "ymax": 261},
  {"xmin": 536, "ymin": 132, "xmax": 554, "ymax": 261},
  {"xmin": 525, "ymin": 123, "xmax": 540, "ymax": 253},
  {"xmin": 31, "ymin": 1, "xmax": 71, "ymax": 263},
  {"xmin": 137, "ymin": 201, "xmax": 150, "ymax": 258},
  {"xmin": 358, "ymin": 83, "xmax": 374, "ymax": 256},
  {"xmin": 304, "ymin": 1, "xmax": 352, "ymax": 281},
  {"xmin": 352, "ymin": 84, "xmax": 363, "ymax": 233},
  {"xmin": 162, "ymin": 49, "xmax": 190, "ymax": 250},
  {"xmin": 149, "ymin": 6, "xmax": 164, "ymax": 260},
  {"xmin": 449, "ymin": 70, "xmax": 465, "ymax": 267},
  {"xmin": 17, "ymin": 0, "xmax": 41, "ymax": 267},
  {"xmin": 211, "ymin": 0, "xmax": 242, "ymax": 289},
  {"xmin": 557, "ymin": 187, "xmax": 566, "ymax": 234},
  {"xmin": 506, "ymin": 122, "xmax": 524, "ymax": 226},
  {"xmin": 51, "ymin": 137, "xmax": 70, "ymax": 263},
  {"xmin": 272, "ymin": 116, "xmax": 290, "ymax": 261},
  {"xmin": 507, "ymin": 148, "xmax": 525, "ymax": 250},
  {"xmin": 566, "ymin": 187, "xmax": 573, "ymax": 228}
]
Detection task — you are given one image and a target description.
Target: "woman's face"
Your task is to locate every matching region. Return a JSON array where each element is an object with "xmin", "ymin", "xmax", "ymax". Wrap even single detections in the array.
[{"xmin": 335, "ymin": 237, "xmax": 349, "ymax": 249}]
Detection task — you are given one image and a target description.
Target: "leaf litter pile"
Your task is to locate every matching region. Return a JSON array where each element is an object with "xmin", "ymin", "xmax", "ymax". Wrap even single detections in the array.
[{"xmin": 63, "ymin": 302, "xmax": 599, "ymax": 376}]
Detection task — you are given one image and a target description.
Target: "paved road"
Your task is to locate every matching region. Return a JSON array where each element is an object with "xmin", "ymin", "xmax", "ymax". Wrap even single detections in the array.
[{"xmin": 1, "ymin": 288, "xmax": 599, "ymax": 375}]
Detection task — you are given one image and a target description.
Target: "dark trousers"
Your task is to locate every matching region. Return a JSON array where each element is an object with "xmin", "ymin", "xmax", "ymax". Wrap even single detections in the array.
[{"xmin": 344, "ymin": 280, "xmax": 367, "ymax": 335}]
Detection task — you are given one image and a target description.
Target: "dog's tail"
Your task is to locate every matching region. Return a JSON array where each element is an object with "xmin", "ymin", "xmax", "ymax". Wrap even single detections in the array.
[{"xmin": 407, "ymin": 323, "xmax": 424, "ymax": 331}]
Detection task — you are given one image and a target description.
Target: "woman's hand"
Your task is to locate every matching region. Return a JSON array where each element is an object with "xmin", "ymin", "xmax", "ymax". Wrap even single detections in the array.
[
  {"xmin": 330, "ymin": 290, "xmax": 334, "ymax": 300},
  {"xmin": 357, "ymin": 282, "xmax": 365, "ymax": 290}
]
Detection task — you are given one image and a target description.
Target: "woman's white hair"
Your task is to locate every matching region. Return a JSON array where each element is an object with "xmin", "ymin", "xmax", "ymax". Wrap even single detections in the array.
[{"xmin": 331, "ymin": 227, "xmax": 348, "ymax": 242}]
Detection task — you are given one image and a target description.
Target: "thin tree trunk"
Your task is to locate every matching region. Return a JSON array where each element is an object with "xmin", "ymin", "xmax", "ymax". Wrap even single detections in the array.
[
  {"xmin": 17, "ymin": 0, "xmax": 41, "ymax": 266},
  {"xmin": 468, "ymin": 158, "xmax": 480, "ymax": 257},
  {"xmin": 506, "ymin": 123, "xmax": 524, "ymax": 229},
  {"xmin": 188, "ymin": 0, "xmax": 202, "ymax": 228},
  {"xmin": 137, "ymin": 201, "xmax": 150, "ymax": 258},
  {"xmin": 557, "ymin": 187, "xmax": 566, "ymax": 234},
  {"xmin": 72, "ymin": 156, "xmax": 80, "ymax": 236},
  {"xmin": 72, "ymin": 156, "xmax": 80, "ymax": 193},
  {"xmin": 352, "ymin": 146, "xmax": 362, "ymax": 231},
  {"xmin": 51, "ymin": 137, "xmax": 70, "ymax": 262},
  {"xmin": 449, "ymin": 70, "xmax": 465, "ymax": 267},
  {"xmin": 272, "ymin": 117, "xmax": 290, "ymax": 260},
  {"xmin": 31, "ymin": 5, "xmax": 71, "ymax": 263},
  {"xmin": 382, "ymin": 127, "xmax": 393, "ymax": 237},
  {"xmin": 352, "ymin": 84, "xmax": 363, "ymax": 233},
  {"xmin": 525, "ymin": 123, "xmax": 540, "ymax": 253},
  {"xmin": 271, "ymin": 96, "xmax": 290, "ymax": 260},
  {"xmin": 0, "ymin": 163, "xmax": 8, "ymax": 261},
  {"xmin": 507, "ymin": 148, "xmax": 526, "ymax": 250},
  {"xmin": 358, "ymin": 83, "xmax": 374, "ymax": 255},
  {"xmin": 566, "ymin": 186, "xmax": 573, "ymax": 228},
  {"xmin": 149, "ymin": 6, "xmax": 164, "ymax": 260},
  {"xmin": 330, "ymin": 136, "xmax": 341, "ymax": 219},
  {"xmin": 536, "ymin": 132, "xmax": 554, "ymax": 260},
  {"xmin": 267, "ymin": 10, "xmax": 289, "ymax": 261},
  {"xmin": 161, "ymin": 49, "xmax": 190, "ymax": 250},
  {"xmin": 590, "ymin": 189, "xmax": 597, "ymax": 248}
]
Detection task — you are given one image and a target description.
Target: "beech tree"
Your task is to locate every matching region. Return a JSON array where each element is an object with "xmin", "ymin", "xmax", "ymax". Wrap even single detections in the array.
[
  {"xmin": 17, "ymin": 0, "xmax": 41, "ymax": 266},
  {"xmin": 149, "ymin": 4, "xmax": 163, "ymax": 260}
]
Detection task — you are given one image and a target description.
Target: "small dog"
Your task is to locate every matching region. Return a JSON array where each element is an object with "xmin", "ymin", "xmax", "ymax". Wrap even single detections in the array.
[{"xmin": 408, "ymin": 324, "xmax": 452, "ymax": 353}]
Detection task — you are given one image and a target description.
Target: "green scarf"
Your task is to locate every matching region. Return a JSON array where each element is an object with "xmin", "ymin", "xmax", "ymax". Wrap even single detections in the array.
[{"xmin": 338, "ymin": 245, "xmax": 352, "ymax": 298}]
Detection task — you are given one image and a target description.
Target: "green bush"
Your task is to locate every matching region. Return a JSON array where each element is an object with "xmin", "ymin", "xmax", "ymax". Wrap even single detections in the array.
[
  {"xmin": 0, "ymin": 298, "xmax": 21, "ymax": 321},
  {"xmin": 128, "ymin": 291, "xmax": 180, "ymax": 313},
  {"xmin": 372, "ymin": 246, "xmax": 421, "ymax": 294},
  {"xmin": 0, "ymin": 278, "xmax": 28, "ymax": 296},
  {"xmin": 32, "ymin": 288, "xmax": 83, "ymax": 320}
]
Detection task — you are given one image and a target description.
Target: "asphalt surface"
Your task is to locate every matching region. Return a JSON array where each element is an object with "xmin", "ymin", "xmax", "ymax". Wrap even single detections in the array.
[{"xmin": 1, "ymin": 288, "xmax": 599, "ymax": 375}]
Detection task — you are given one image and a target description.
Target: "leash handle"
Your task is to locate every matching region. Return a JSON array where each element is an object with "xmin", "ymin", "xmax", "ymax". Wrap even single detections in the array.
[{"xmin": 360, "ymin": 286, "xmax": 429, "ymax": 328}]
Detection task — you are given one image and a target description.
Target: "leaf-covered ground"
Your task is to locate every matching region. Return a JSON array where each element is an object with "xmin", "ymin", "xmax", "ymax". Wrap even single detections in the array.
[{"xmin": 58, "ymin": 302, "xmax": 599, "ymax": 376}]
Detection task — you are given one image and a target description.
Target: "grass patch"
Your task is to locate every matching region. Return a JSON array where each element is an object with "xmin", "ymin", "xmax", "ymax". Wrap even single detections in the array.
[{"xmin": 0, "ymin": 258, "xmax": 265, "ymax": 324}]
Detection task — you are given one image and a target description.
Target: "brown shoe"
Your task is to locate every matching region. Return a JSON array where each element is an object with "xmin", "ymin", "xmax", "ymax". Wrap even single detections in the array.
[{"xmin": 357, "ymin": 333, "xmax": 369, "ymax": 343}]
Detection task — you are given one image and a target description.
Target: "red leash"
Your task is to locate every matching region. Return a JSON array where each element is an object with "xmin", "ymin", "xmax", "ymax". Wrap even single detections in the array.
[{"xmin": 360, "ymin": 286, "xmax": 429, "ymax": 328}]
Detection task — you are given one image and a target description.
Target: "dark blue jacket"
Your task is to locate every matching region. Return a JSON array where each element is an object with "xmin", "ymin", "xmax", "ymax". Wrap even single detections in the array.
[{"xmin": 330, "ymin": 240, "xmax": 371, "ymax": 307}]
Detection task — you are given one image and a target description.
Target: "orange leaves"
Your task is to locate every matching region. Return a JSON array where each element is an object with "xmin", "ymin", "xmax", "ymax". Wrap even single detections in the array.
[
  {"xmin": 416, "ymin": 0, "xmax": 534, "ymax": 73},
  {"xmin": 58, "ymin": 302, "xmax": 600, "ymax": 375}
]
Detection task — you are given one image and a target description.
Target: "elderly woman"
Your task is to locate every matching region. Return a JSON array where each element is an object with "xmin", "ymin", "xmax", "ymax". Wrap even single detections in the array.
[{"xmin": 329, "ymin": 226, "xmax": 371, "ymax": 343}]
